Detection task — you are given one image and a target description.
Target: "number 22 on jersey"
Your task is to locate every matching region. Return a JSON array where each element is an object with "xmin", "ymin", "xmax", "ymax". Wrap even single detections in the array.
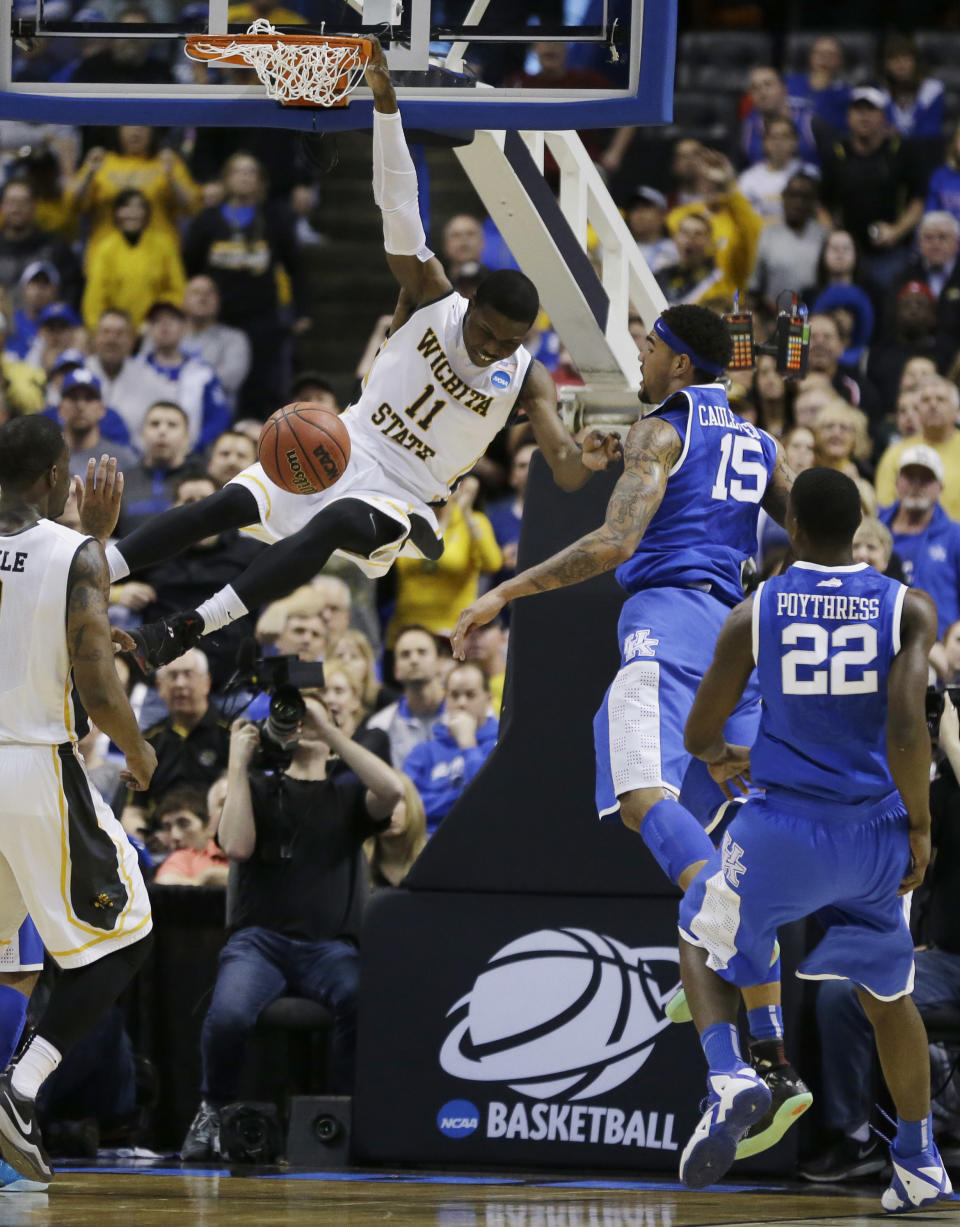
[{"xmin": 781, "ymin": 621, "xmax": 879, "ymax": 695}]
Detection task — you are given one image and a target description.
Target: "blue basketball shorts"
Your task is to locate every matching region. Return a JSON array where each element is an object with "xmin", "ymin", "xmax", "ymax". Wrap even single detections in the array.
[
  {"xmin": 594, "ymin": 587, "xmax": 760, "ymax": 821},
  {"xmin": 0, "ymin": 916, "xmax": 43, "ymax": 973},
  {"xmin": 678, "ymin": 793, "xmax": 915, "ymax": 1001}
]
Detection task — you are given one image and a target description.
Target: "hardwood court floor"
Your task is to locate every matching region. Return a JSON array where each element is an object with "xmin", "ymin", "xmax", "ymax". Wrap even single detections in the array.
[{"xmin": 3, "ymin": 1165, "xmax": 959, "ymax": 1227}]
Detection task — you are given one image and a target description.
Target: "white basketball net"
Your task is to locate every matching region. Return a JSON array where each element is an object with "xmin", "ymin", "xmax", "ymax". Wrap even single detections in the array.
[{"xmin": 186, "ymin": 19, "xmax": 369, "ymax": 107}]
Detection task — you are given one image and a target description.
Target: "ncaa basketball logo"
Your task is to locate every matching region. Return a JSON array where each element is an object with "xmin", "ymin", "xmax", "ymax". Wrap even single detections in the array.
[
  {"xmin": 439, "ymin": 929, "xmax": 679, "ymax": 1101},
  {"xmin": 490, "ymin": 369, "xmax": 512, "ymax": 390}
]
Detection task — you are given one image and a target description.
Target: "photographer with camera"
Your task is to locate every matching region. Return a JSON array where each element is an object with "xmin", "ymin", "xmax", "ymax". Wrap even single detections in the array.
[
  {"xmin": 800, "ymin": 689, "xmax": 960, "ymax": 1182},
  {"xmin": 180, "ymin": 688, "xmax": 404, "ymax": 1161}
]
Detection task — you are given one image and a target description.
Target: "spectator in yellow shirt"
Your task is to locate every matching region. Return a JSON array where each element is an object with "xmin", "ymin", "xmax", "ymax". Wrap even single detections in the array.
[
  {"xmin": 67, "ymin": 126, "xmax": 200, "ymax": 266},
  {"xmin": 663, "ymin": 148, "xmax": 763, "ymax": 304},
  {"xmin": 82, "ymin": 190, "xmax": 186, "ymax": 332},
  {"xmin": 0, "ymin": 302, "xmax": 46, "ymax": 416},
  {"xmin": 875, "ymin": 377, "xmax": 960, "ymax": 519},
  {"xmin": 387, "ymin": 476, "xmax": 503, "ymax": 648},
  {"xmin": 227, "ymin": 0, "xmax": 305, "ymax": 25}
]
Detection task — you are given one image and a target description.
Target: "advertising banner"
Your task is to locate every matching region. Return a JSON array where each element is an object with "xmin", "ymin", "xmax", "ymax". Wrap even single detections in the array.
[{"xmin": 354, "ymin": 890, "xmax": 789, "ymax": 1172}]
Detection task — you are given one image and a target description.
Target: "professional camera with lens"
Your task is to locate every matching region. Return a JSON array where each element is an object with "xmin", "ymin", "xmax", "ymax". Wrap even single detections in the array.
[
  {"xmin": 926, "ymin": 686, "xmax": 960, "ymax": 739},
  {"xmin": 227, "ymin": 643, "xmax": 326, "ymax": 769}
]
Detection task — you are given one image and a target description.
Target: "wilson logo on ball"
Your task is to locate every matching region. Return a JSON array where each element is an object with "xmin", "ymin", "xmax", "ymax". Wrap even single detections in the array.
[
  {"xmin": 285, "ymin": 449, "xmax": 314, "ymax": 494},
  {"xmin": 439, "ymin": 928, "xmax": 679, "ymax": 1101}
]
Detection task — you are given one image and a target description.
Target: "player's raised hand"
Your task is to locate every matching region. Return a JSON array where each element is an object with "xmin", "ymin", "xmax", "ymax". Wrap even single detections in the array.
[
  {"xmin": 705, "ymin": 743, "xmax": 752, "ymax": 801},
  {"xmin": 451, "ymin": 589, "xmax": 508, "ymax": 659},
  {"xmin": 900, "ymin": 827, "xmax": 931, "ymax": 896},
  {"xmin": 77, "ymin": 454, "xmax": 125, "ymax": 544},
  {"xmin": 363, "ymin": 35, "xmax": 393, "ymax": 99},
  {"xmin": 581, "ymin": 430, "xmax": 623, "ymax": 471}
]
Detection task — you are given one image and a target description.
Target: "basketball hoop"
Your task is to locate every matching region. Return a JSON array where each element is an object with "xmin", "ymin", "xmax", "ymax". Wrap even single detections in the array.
[{"xmin": 185, "ymin": 20, "xmax": 372, "ymax": 108}]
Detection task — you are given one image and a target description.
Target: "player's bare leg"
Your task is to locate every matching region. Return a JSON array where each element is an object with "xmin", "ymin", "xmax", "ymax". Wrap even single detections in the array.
[
  {"xmin": 676, "ymin": 938, "xmax": 770, "ymax": 1188},
  {"xmin": 854, "ymin": 989, "xmax": 951, "ymax": 1211},
  {"xmin": 620, "ymin": 786, "xmax": 810, "ymax": 1156}
]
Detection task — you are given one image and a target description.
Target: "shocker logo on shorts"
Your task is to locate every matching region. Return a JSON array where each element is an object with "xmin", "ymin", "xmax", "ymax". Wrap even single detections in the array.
[
  {"xmin": 623, "ymin": 629, "xmax": 660, "ymax": 660},
  {"xmin": 720, "ymin": 832, "xmax": 747, "ymax": 888},
  {"xmin": 92, "ymin": 893, "xmax": 116, "ymax": 911}
]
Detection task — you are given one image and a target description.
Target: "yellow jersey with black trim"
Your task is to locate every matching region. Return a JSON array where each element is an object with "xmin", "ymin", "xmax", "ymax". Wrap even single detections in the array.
[
  {"xmin": 341, "ymin": 290, "xmax": 532, "ymax": 503},
  {"xmin": 0, "ymin": 519, "xmax": 91, "ymax": 745}
]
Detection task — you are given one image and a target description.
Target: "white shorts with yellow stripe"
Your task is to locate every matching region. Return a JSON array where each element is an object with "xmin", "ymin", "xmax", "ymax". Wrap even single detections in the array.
[
  {"xmin": 0, "ymin": 742, "xmax": 152, "ymax": 970},
  {"xmin": 228, "ymin": 434, "xmax": 442, "ymax": 579}
]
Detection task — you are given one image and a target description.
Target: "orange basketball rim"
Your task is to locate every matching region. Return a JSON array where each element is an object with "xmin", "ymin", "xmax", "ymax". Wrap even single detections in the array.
[{"xmin": 185, "ymin": 20, "xmax": 373, "ymax": 108}]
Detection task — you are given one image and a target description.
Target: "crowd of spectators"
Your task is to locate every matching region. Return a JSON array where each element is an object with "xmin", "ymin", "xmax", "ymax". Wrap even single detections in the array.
[{"xmin": 8, "ymin": 10, "xmax": 960, "ymax": 1170}]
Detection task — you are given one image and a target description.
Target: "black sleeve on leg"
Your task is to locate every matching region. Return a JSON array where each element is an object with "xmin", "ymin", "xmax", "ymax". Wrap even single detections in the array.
[
  {"xmin": 117, "ymin": 486, "xmax": 260, "ymax": 575},
  {"xmin": 37, "ymin": 932, "xmax": 153, "ymax": 1058},
  {"xmin": 231, "ymin": 500, "xmax": 401, "ymax": 612}
]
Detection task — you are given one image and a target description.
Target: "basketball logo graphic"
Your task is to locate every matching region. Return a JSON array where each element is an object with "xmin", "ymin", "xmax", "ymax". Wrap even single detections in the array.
[{"xmin": 439, "ymin": 929, "xmax": 680, "ymax": 1101}]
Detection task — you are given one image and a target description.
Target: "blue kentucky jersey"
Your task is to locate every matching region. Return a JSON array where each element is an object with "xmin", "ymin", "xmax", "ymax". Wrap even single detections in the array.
[
  {"xmin": 615, "ymin": 384, "xmax": 779, "ymax": 607},
  {"xmin": 751, "ymin": 562, "xmax": 908, "ymax": 810}
]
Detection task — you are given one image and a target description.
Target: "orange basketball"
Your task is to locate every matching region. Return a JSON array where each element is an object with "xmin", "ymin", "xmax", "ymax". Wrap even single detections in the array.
[{"xmin": 258, "ymin": 403, "xmax": 351, "ymax": 495}]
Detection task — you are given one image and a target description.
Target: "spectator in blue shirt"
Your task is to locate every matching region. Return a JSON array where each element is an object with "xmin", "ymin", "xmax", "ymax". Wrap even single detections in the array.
[
  {"xmin": 926, "ymin": 122, "xmax": 960, "ymax": 229},
  {"xmin": 135, "ymin": 300, "xmax": 231, "ymax": 452},
  {"xmin": 487, "ymin": 441, "xmax": 535, "ymax": 589},
  {"xmin": 879, "ymin": 445, "xmax": 960, "ymax": 636},
  {"xmin": 6, "ymin": 260, "xmax": 58, "ymax": 358},
  {"xmin": 785, "ymin": 35, "xmax": 851, "ymax": 137},
  {"xmin": 403, "ymin": 663, "xmax": 497, "ymax": 834},
  {"xmin": 881, "ymin": 33, "xmax": 944, "ymax": 141},
  {"xmin": 741, "ymin": 66, "xmax": 819, "ymax": 168}
]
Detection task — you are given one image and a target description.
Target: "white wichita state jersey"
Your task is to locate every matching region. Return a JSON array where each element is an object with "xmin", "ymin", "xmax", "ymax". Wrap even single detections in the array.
[
  {"xmin": 0, "ymin": 519, "xmax": 91, "ymax": 746},
  {"xmin": 341, "ymin": 290, "xmax": 533, "ymax": 502}
]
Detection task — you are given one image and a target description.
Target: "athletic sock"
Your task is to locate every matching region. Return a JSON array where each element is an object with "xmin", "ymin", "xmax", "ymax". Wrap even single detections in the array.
[
  {"xmin": 105, "ymin": 542, "xmax": 130, "ymax": 582},
  {"xmin": 195, "ymin": 586, "xmax": 248, "ymax": 635},
  {"xmin": 747, "ymin": 1004, "xmax": 784, "ymax": 1043},
  {"xmin": 10, "ymin": 1036, "xmax": 61, "ymax": 1101},
  {"xmin": 0, "ymin": 986, "xmax": 28, "ymax": 1069},
  {"xmin": 895, "ymin": 1113, "xmax": 932, "ymax": 1157},
  {"xmin": 641, "ymin": 797, "xmax": 714, "ymax": 884},
  {"xmin": 700, "ymin": 1022, "xmax": 747, "ymax": 1077}
]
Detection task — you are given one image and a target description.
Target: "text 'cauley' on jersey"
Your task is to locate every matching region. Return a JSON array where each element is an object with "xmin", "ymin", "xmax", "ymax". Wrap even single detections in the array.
[
  {"xmin": 614, "ymin": 384, "xmax": 779, "ymax": 608},
  {"xmin": 751, "ymin": 561, "xmax": 908, "ymax": 810},
  {"xmin": 340, "ymin": 290, "xmax": 533, "ymax": 503}
]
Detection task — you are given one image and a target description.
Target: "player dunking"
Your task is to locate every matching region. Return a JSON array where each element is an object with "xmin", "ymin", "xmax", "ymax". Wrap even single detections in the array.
[
  {"xmin": 678, "ymin": 468, "xmax": 951, "ymax": 1212},
  {"xmin": 453, "ymin": 304, "xmax": 808, "ymax": 1157},
  {"xmin": 107, "ymin": 39, "xmax": 620, "ymax": 670},
  {"xmin": 0, "ymin": 418, "xmax": 156, "ymax": 1184}
]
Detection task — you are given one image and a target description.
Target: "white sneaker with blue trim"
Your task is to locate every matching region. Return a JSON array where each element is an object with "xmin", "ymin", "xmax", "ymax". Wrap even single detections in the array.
[{"xmin": 680, "ymin": 1067, "xmax": 771, "ymax": 1190}]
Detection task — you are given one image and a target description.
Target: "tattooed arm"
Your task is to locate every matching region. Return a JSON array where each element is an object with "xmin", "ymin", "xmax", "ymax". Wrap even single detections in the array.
[
  {"xmin": 451, "ymin": 417, "xmax": 681, "ymax": 654},
  {"xmin": 761, "ymin": 441, "xmax": 795, "ymax": 528},
  {"xmin": 67, "ymin": 540, "xmax": 156, "ymax": 790}
]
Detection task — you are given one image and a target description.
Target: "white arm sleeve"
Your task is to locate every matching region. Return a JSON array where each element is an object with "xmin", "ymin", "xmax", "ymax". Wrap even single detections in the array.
[{"xmin": 372, "ymin": 108, "xmax": 433, "ymax": 261}]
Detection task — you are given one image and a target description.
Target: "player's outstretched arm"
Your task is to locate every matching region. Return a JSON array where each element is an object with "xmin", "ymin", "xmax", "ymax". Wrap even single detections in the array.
[
  {"xmin": 888, "ymin": 588, "xmax": 938, "ymax": 895},
  {"xmin": 364, "ymin": 38, "xmax": 451, "ymax": 308},
  {"xmin": 520, "ymin": 361, "xmax": 623, "ymax": 491},
  {"xmin": 684, "ymin": 598, "xmax": 755, "ymax": 797},
  {"xmin": 761, "ymin": 441, "xmax": 795, "ymax": 528},
  {"xmin": 451, "ymin": 416, "xmax": 679, "ymax": 655},
  {"xmin": 67, "ymin": 540, "xmax": 156, "ymax": 791}
]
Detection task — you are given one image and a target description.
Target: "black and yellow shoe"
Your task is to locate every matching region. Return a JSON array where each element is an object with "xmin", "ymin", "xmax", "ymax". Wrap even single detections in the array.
[{"xmin": 735, "ymin": 1042, "xmax": 812, "ymax": 1160}]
